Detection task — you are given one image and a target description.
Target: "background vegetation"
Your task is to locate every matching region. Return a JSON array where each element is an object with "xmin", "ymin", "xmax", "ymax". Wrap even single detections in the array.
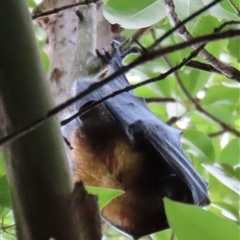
[{"xmin": 1, "ymin": 0, "xmax": 239, "ymax": 239}]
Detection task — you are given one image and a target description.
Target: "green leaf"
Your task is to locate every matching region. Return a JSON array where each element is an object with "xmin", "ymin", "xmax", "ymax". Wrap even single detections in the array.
[
  {"xmin": 174, "ymin": 0, "xmax": 205, "ymax": 30},
  {"xmin": 193, "ymin": 15, "xmax": 219, "ymax": 36},
  {"xmin": 0, "ymin": 175, "xmax": 12, "ymax": 208},
  {"xmin": 182, "ymin": 130, "xmax": 215, "ymax": 163},
  {"xmin": 0, "ymin": 207, "xmax": 10, "ymax": 219},
  {"xmin": 86, "ymin": 186, "xmax": 123, "ymax": 209},
  {"xmin": 201, "ymin": 85, "xmax": 239, "ymax": 106},
  {"xmin": 40, "ymin": 49, "xmax": 49, "ymax": 71},
  {"xmin": 200, "ymin": 84, "xmax": 239, "ymax": 125},
  {"xmin": 202, "ymin": 104, "xmax": 235, "ymax": 125},
  {"xmin": 103, "ymin": 0, "xmax": 165, "ymax": 29},
  {"xmin": 202, "ymin": 0, "xmax": 239, "ymax": 21},
  {"xmin": 0, "ymin": 153, "xmax": 6, "ymax": 176},
  {"xmin": 203, "ymin": 163, "xmax": 239, "ymax": 194},
  {"xmin": 219, "ymin": 138, "xmax": 240, "ymax": 166},
  {"xmin": 148, "ymin": 103, "xmax": 169, "ymax": 122},
  {"xmin": 155, "ymin": 76, "xmax": 176, "ymax": 98},
  {"xmin": 227, "ymin": 38, "xmax": 240, "ymax": 62},
  {"xmin": 211, "ymin": 201, "xmax": 240, "ymax": 222},
  {"xmin": 185, "ymin": 111, "xmax": 219, "ymax": 133},
  {"xmin": 179, "ymin": 69, "xmax": 209, "ymax": 97},
  {"xmin": 164, "ymin": 198, "xmax": 240, "ymax": 240},
  {"xmin": 134, "ymin": 85, "xmax": 161, "ymax": 98},
  {"xmin": 27, "ymin": 0, "xmax": 37, "ymax": 8},
  {"xmin": 234, "ymin": 165, "xmax": 240, "ymax": 181},
  {"xmin": 151, "ymin": 229, "xmax": 173, "ymax": 240},
  {"xmin": 220, "ymin": 0, "xmax": 240, "ymax": 16},
  {"xmin": 208, "ymin": 171, "xmax": 239, "ymax": 203}
]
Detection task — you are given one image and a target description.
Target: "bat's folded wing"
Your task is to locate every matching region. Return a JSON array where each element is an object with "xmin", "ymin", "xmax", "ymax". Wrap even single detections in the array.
[{"xmin": 104, "ymin": 92, "xmax": 210, "ymax": 206}]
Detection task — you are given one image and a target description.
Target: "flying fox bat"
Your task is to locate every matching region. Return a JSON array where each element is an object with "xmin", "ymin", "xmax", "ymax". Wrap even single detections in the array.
[{"xmin": 63, "ymin": 41, "xmax": 210, "ymax": 239}]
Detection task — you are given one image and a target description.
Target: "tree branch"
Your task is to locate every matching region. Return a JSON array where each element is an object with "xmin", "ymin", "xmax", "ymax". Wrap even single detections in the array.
[
  {"xmin": 145, "ymin": 97, "xmax": 176, "ymax": 103},
  {"xmin": 214, "ymin": 20, "xmax": 240, "ymax": 32},
  {"xmin": 184, "ymin": 20, "xmax": 240, "ymax": 75},
  {"xmin": 170, "ymin": 232, "xmax": 175, "ymax": 240},
  {"xmin": 162, "ymin": 0, "xmax": 240, "ymax": 82},
  {"xmin": 166, "ymin": 116, "xmax": 184, "ymax": 126},
  {"xmin": 208, "ymin": 129, "xmax": 226, "ymax": 137},
  {"xmin": 0, "ymin": 0, "xmax": 82, "ymax": 238},
  {"xmin": 0, "ymin": 29, "xmax": 239, "ymax": 145},
  {"xmin": 171, "ymin": 60, "xmax": 240, "ymax": 137},
  {"xmin": 151, "ymin": 0, "xmax": 222, "ymax": 48},
  {"xmin": 186, "ymin": 60, "xmax": 222, "ymax": 74},
  {"xmin": 32, "ymin": 0, "xmax": 100, "ymax": 20}
]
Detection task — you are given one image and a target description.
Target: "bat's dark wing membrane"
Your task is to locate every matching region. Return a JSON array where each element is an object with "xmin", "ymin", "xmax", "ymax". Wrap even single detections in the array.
[
  {"xmin": 102, "ymin": 91, "xmax": 209, "ymax": 205},
  {"xmin": 72, "ymin": 41, "xmax": 209, "ymax": 206}
]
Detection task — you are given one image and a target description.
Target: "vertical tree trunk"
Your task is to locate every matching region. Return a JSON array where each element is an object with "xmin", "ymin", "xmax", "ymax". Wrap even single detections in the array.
[{"xmin": 0, "ymin": 0, "xmax": 81, "ymax": 239}]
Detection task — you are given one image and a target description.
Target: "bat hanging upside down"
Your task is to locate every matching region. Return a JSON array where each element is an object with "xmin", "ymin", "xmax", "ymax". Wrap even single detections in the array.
[{"xmin": 62, "ymin": 41, "xmax": 210, "ymax": 239}]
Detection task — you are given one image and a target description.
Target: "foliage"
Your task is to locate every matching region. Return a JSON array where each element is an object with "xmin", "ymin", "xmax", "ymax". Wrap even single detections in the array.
[{"xmin": 1, "ymin": 0, "xmax": 239, "ymax": 239}]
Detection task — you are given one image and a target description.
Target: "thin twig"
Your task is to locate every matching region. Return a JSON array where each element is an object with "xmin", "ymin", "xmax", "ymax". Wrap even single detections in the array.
[
  {"xmin": 169, "ymin": 232, "xmax": 175, "ymax": 240},
  {"xmin": 59, "ymin": 44, "xmax": 215, "ymax": 126},
  {"xmin": 0, "ymin": 40, "xmax": 202, "ymax": 145},
  {"xmin": 208, "ymin": 129, "xmax": 226, "ymax": 137},
  {"xmin": 162, "ymin": 44, "xmax": 239, "ymax": 137},
  {"xmin": 121, "ymin": 27, "xmax": 152, "ymax": 50},
  {"xmin": 59, "ymin": 49, "xmax": 206, "ymax": 126},
  {"xmin": 166, "ymin": 115, "xmax": 183, "ymax": 125},
  {"xmin": 163, "ymin": 0, "xmax": 240, "ymax": 82},
  {"xmin": 32, "ymin": 0, "xmax": 100, "ymax": 20},
  {"xmin": 0, "ymin": 29, "xmax": 239, "ymax": 145},
  {"xmin": 173, "ymin": 58, "xmax": 240, "ymax": 137},
  {"xmin": 151, "ymin": 0, "xmax": 222, "ymax": 48},
  {"xmin": 186, "ymin": 60, "xmax": 221, "ymax": 74},
  {"xmin": 145, "ymin": 97, "xmax": 176, "ymax": 103},
  {"xmin": 186, "ymin": 20, "xmax": 240, "ymax": 74},
  {"xmin": 214, "ymin": 20, "xmax": 240, "ymax": 32}
]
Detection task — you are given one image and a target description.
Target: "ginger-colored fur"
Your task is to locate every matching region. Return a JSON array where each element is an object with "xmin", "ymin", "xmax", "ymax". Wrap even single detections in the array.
[
  {"xmin": 70, "ymin": 127, "xmax": 145, "ymax": 190},
  {"xmin": 70, "ymin": 126, "xmax": 168, "ymax": 238}
]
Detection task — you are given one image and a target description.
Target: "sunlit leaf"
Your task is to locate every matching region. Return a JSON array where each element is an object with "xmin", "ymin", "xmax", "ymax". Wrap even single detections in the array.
[
  {"xmin": 211, "ymin": 202, "xmax": 240, "ymax": 222},
  {"xmin": 174, "ymin": 0, "xmax": 205, "ymax": 30},
  {"xmin": 202, "ymin": 104, "xmax": 235, "ymax": 125},
  {"xmin": 193, "ymin": 15, "xmax": 219, "ymax": 36},
  {"xmin": 220, "ymin": 0, "xmax": 240, "ymax": 16},
  {"xmin": 103, "ymin": 0, "xmax": 165, "ymax": 29},
  {"xmin": 86, "ymin": 186, "xmax": 123, "ymax": 209},
  {"xmin": 228, "ymin": 38, "xmax": 240, "ymax": 62},
  {"xmin": 164, "ymin": 198, "xmax": 240, "ymax": 240},
  {"xmin": 219, "ymin": 138, "xmax": 240, "ymax": 166},
  {"xmin": 201, "ymin": 85, "xmax": 239, "ymax": 106},
  {"xmin": 203, "ymin": 163, "xmax": 240, "ymax": 194},
  {"xmin": 0, "ymin": 175, "xmax": 11, "ymax": 208},
  {"xmin": 0, "ymin": 153, "xmax": 6, "ymax": 176},
  {"xmin": 182, "ymin": 130, "xmax": 215, "ymax": 163},
  {"xmin": 202, "ymin": 0, "xmax": 239, "ymax": 21}
]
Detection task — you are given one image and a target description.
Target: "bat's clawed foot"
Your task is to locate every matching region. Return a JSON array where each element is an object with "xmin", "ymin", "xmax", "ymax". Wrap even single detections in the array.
[
  {"xmin": 95, "ymin": 48, "xmax": 111, "ymax": 63},
  {"xmin": 96, "ymin": 39, "xmax": 138, "ymax": 66},
  {"xmin": 111, "ymin": 40, "xmax": 140, "ymax": 59},
  {"xmin": 95, "ymin": 40, "xmax": 122, "ymax": 64}
]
